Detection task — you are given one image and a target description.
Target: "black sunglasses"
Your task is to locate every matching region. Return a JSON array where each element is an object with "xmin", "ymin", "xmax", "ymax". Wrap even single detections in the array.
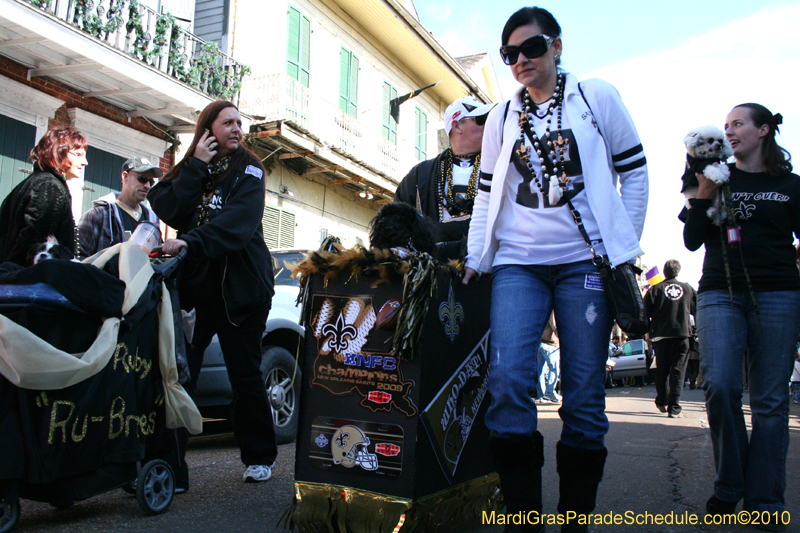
[
  {"xmin": 462, "ymin": 114, "xmax": 488, "ymax": 126},
  {"xmin": 132, "ymin": 174, "xmax": 155, "ymax": 186},
  {"xmin": 500, "ymin": 34, "xmax": 555, "ymax": 65}
]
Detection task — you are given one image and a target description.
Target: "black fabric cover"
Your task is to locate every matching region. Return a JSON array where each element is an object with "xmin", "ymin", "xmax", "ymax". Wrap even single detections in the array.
[
  {"xmin": 0, "ymin": 261, "xmax": 170, "ymax": 505},
  {"xmin": 0, "ymin": 260, "xmax": 125, "ymax": 318}
]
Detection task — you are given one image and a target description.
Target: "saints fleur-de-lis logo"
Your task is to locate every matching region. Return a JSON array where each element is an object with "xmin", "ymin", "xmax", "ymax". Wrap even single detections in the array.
[
  {"xmin": 335, "ymin": 431, "xmax": 350, "ymax": 448},
  {"xmin": 439, "ymin": 284, "xmax": 464, "ymax": 342},
  {"xmin": 322, "ymin": 314, "xmax": 358, "ymax": 353},
  {"xmin": 734, "ymin": 202, "xmax": 755, "ymax": 219}
]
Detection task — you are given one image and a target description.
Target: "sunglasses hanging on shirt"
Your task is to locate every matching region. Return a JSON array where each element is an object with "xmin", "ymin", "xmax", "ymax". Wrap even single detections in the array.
[{"xmin": 500, "ymin": 34, "xmax": 555, "ymax": 65}]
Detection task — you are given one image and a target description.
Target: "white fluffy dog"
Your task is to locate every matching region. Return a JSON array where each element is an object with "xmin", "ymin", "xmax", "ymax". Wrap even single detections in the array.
[{"xmin": 680, "ymin": 125, "xmax": 733, "ymax": 226}]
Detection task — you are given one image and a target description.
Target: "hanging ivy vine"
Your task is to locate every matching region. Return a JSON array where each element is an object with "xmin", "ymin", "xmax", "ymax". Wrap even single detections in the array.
[{"xmin": 31, "ymin": 0, "xmax": 250, "ymax": 101}]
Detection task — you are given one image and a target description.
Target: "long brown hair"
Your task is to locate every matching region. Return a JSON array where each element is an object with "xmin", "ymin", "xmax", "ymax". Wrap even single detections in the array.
[
  {"xmin": 734, "ymin": 103, "xmax": 792, "ymax": 177},
  {"xmin": 30, "ymin": 127, "xmax": 87, "ymax": 176},
  {"xmin": 167, "ymin": 100, "xmax": 263, "ymax": 183}
]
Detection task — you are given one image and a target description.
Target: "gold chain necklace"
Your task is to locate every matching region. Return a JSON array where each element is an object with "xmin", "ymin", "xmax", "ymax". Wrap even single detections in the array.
[{"xmin": 438, "ymin": 148, "xmax": 480, "ymax": 220}]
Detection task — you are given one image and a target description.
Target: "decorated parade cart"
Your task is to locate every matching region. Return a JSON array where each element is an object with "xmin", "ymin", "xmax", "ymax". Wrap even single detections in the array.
[
  {"xmin": 0, "ymin": 242, "xmax": 201, "ymax": 532},
  {"xmin": 285, "ymin": 248, "xmax": 500, "ymax": 532}
]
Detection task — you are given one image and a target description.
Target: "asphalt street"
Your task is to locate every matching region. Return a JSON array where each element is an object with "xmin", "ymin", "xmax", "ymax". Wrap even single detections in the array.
[{"xmin": 10, "ymin": 385, "xmax": 800, "ymax": 532}]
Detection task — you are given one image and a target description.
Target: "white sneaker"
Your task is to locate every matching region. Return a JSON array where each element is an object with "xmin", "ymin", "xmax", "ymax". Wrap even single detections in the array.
[{"xmin": 243, "ymin": 464, "xmax": 272, "ymax": 483}]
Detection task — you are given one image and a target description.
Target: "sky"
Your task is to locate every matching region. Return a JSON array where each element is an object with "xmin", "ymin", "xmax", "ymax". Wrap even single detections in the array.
[{"xmin": 411, "ymin": 0, "xmax": 800, "ymax": 288}]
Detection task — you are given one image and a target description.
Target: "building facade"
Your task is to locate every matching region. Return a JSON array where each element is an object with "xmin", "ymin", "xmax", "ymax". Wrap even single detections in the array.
[
  {"xmin": 0, "ymin": 0, "xmax": 494, "ymax": 253},
  {"xmin": 0, "ymin": 0, "xmax": 245, "ymax": 221},
  {"xmin": 228, "ymin": 0, "xmax": 493, "ymax": 250}
]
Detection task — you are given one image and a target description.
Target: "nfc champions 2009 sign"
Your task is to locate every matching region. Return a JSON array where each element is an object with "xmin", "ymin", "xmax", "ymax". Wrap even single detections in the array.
[{"xmin": 308, "ymin": 294, "xmax": 417, "ymax": 417}]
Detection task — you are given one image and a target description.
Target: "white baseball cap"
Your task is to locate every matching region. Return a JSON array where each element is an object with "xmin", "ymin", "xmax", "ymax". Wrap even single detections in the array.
[{"xmin": 444, "ymin": 97, "xmax": 496, "ymax": 136}]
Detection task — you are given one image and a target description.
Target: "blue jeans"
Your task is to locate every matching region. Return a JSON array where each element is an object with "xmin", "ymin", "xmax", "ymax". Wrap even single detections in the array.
[
  {"xmin": 697, "ymin": 289, "xmax": 800, "ymax": 512},
  {"xmin": 537, "ymin": 343, "xmax": 560, "ymax": 398},
  {"xmin": 486, "ymin": 262, "xmax": 613, "ymax": 449}
]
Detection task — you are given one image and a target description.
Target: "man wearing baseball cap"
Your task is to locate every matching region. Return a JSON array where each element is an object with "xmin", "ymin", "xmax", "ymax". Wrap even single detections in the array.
[
  {"xmin": 78, "ymin": 156, "xmax": 163, "ymax": 257},
  {"xmin": 395, "ymin": 96, "xmax": 496, "ymax": 248}
]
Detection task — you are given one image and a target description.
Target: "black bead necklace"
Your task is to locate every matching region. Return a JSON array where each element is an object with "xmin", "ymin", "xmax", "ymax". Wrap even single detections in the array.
[{"xmin": 516, "ymin": 74, "xmax": 570, "ymax": 203}]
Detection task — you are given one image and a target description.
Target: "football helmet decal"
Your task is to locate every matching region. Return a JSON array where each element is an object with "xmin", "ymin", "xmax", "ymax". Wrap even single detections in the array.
[{"xmin": 331, "ymin": 425, "xmax": 379, "ymax": 471}]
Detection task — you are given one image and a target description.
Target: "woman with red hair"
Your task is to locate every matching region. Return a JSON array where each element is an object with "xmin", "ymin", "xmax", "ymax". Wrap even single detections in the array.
[{"xmin": 0, "ymin": 127, "xmax": 88, "ymax": 265}]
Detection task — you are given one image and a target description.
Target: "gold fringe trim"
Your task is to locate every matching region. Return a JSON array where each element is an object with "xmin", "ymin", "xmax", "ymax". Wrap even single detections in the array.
[{"xmin": 281, "ymin": 474, "xmax": 501, "ymax": 532}]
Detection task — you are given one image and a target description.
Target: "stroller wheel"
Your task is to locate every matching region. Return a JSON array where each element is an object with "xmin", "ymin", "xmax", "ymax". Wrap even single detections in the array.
[
  {"xmin": 0, "ymin": 498, "xmax": 20, "ymax": 533},
  {"xmin": 136, "ymin": 460, "xmax": 174, "ymax": 515}
]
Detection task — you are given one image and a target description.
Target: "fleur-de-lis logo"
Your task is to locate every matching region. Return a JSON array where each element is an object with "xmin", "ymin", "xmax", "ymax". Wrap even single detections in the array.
[
  {"xmin": 322, "ymin": 314, "xmax": 358, "ymax": 353},
  {"xmin": 734, "ymin": 202, "xmax": 755, "ymax": 219},
  {"xmin": 439, "ymin": 284, "xmax": 464, "ymax": 342},
  {"xmin": 335, "ymin": 431, "xmax": 350, "ymax": 448}
]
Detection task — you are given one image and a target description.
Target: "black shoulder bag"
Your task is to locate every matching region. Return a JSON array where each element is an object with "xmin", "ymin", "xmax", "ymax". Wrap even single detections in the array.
[
  {"xmin": 567, "ymin": 200, "xmax": 648, "ymax": 335},
  {"xmin": 575, "ymin": 82, "xmax": 648, "ymax": 334}
]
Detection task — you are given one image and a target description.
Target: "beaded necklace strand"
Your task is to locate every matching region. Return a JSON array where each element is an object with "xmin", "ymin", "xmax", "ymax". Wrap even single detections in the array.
[
  {"xmin": 516, "ymin": 74, "xmax": 570, "ymax": 204},
  {"xmin": 437, "ymin": 147, "xmax": 480, "ymax": 221}
]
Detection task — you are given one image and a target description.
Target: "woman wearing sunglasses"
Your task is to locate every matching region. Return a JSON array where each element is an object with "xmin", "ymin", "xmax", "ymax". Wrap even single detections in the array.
[
  {"xmin": 0, "ymin": 127, "xmax": 88, "ymax": 266},
  {"xmin": 462, "ymin": 6, "xmax": 648, "ymax": 531},
  {"xmin": 684, "ymin": 104, "xmax": 799, "ymax": 531},
  {"xmin": 77, "ymin": 156, "xmax": 163, "ymax": 258}
]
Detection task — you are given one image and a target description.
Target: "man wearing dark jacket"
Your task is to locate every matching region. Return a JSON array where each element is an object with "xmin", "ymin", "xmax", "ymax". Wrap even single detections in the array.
[
  {"xmin": 644, "ymin": 259, "xmax": 697, "ymax": 417},
  {"xmin": 395, "ymin": 96, "xmax": 495, "ymax": 246},
  {"xmin": 78, "ymin": 157, "xmax": 162, "ymax": 257}
]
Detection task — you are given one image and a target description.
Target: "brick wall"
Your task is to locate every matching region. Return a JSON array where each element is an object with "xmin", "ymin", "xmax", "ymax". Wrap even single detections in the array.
[{"xmin": 0, "ymin": 55, "xmax": 173, "ymax": 169}]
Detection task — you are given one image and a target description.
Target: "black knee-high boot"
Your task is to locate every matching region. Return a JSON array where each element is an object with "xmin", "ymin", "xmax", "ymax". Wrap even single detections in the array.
[
  {"xmin": 490, "ymin": 432, "xmax": 545, "ymax": 533},
  {"xmin": 556, "ymin": 441, "xmax": 607, "ymax": 533}
]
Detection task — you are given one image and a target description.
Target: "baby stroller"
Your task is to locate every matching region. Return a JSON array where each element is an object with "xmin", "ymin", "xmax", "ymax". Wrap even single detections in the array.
[{"xmin": 0, "ymin": 242, "xmax": 200, "ymax": 532}]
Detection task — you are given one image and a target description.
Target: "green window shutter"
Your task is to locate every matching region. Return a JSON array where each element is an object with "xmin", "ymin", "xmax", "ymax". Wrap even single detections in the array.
[
  {"xmin": 339, "ymin": 47, "xmax": 350, "ymax": 113},
  {"xmin": 382, "ymin": 82, "xmax": 397, "ymax": 144},
  {"xmin": 299, "ymin": 14, "xmax": 311, "ymax": 87},
  {"xmin": 82, "ymin": 147, "xmax": 127, "ymax": 214},
  {"xmin": 0, "ymin": 115, "xmax": 36, "ymax": 204},
  {"xmin": 338, "ymin": 48, "xmax": 359, "ymax": 117},
  {"xmin": 287, "ymin": 6, "xmax": 310, "ymax": 87},
  {"xmin": 415, "ymin": 107, "xmax": 427, "ymax": 161},
  {"xmin": 287, "ymin": 7, "xmax": 300, "ymax": 82},
  {"xmin": 349, "ymin": 54, "xmax": 359, "ymax": 117}
]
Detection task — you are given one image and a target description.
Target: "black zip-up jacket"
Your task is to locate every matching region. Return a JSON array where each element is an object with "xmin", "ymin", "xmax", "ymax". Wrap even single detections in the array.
[
  {"xmin": 683, "ymin": 165, "xmax": 800, "ymax": 293},
  {"xmin": 0, "ymin": 166, "xmax": 75, "ymax": 266},
  {"xmin": 148, "ymin": 153, "xmax": 274, "ymax": 325},
  {"xmin": 644, "ymin": 278, "xmax": 696, "ymax": 338}
]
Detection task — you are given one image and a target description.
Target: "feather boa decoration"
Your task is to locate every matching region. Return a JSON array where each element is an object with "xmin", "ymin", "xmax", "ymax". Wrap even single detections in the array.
[{"xmin": 290, "ymin": 246, "xmax": 451, "ymax": 360}]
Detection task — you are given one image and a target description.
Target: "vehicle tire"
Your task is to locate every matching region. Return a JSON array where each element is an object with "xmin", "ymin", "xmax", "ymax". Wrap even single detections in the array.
[
  {"xmin": 0, "ymin": 498, "xmax": 19, "ymax": 533},
  {"xmin": 261, "ymin": 346, "xmax": 301, "ymax": 444},
  {"xmin": 136, "ymin": 460, "xmax": 174, "ymax": 515}
]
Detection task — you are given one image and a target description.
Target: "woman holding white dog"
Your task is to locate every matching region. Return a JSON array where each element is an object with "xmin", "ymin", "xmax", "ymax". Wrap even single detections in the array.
[
  {"xmin": 684, "ymin": 103, "xmax": 800, "ymax": 531},
  {"xmin": 462, "ymin": 6, "xmax": 648, "ymax": 532}
]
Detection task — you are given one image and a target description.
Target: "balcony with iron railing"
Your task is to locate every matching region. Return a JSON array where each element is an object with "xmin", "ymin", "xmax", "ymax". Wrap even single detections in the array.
[
  {"xmin": 18, "ymin": 0, "xmax": 249, "ymax": 101},
  {"xmin": 239, "ymin": 73, "xmax": 400, "ymax": 181}
]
